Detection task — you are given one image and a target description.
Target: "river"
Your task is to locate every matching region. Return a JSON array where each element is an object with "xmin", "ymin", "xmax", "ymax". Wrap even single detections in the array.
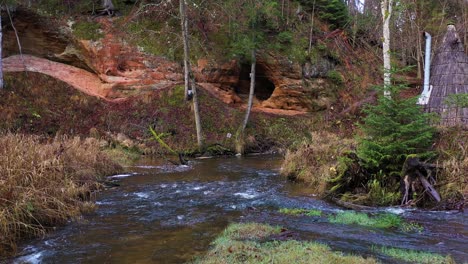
[{"xmin": 12, "ymin": 155, "xmax": 467, "ymax": 263}]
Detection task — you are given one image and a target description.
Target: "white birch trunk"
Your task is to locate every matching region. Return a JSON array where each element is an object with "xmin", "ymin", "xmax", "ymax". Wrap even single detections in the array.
[
  {"xmin": 381, "ymin": 0, "xmax": 393, "ymax": 97},
  {"xmin": 240, "ymin": 49, "xmax": 256, "ymax": 135},
  {"xmin": 180, "ymin": 0, "xmax": 203, "ymax": 149}
]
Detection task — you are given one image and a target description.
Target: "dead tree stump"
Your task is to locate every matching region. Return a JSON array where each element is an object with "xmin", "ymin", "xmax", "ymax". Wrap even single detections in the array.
[{"xmin": 400, "ymin": 156, "xmax": 441, "ymax": 205}]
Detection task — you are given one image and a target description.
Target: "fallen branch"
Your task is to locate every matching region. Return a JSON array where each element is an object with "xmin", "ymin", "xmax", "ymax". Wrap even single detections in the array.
[{"xmin": 148, "ymin": 126, "xmax": 187, "ymax": 165}]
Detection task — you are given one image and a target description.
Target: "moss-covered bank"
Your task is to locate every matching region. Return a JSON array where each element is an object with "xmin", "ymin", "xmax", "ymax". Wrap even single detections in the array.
[{"xmin": 192, "ymin": 223, "xmax": 377, "ymax": 264}]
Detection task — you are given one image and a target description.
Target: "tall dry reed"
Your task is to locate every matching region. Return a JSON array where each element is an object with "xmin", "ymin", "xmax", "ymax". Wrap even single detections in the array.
[{"xmin": 0, "ymin": 134, "xmax": 121, "ymax": 257}]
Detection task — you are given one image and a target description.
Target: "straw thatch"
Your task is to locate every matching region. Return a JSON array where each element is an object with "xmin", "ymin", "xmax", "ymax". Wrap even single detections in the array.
[{"xmin": 426, "ymin": 25, "xmax": 468, "ymax": 127}]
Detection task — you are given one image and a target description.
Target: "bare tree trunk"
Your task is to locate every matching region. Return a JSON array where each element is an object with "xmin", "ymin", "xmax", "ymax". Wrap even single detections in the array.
[
  {"xmin": 307, "ymin": 0, "xmax": 316, "ymax": 56},
  {"xmin": 6, "ymin": 5, "xmax": 25, "ymax": 72},
  {"xmin": 191, "ymin": 76, "xmax": 203, "ymax": 150},
  {"xmin": 237, "ymin": 49, "xmax": 256, "ymax": 154},
  {"xmin": 180, "ymin": 0, "xmax": 203, "ymax": 150},
  {"xmin": 281, "ymin": 0, "xmax": 285, "ymax": 18},
  {"xmin": 416, "ymin": 29, "xmax": 422, "ymax": 79},
  {"xmin": 381, "ymin": 0, "xmax": 393, "ymax": 97},
  {"xmin": 180, "ymin": 0, "xmax": 190, "ymax": 101}
]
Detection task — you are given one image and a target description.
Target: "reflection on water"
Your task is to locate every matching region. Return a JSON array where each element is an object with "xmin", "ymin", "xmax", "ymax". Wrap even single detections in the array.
[{"xmin": 12, "ymin": 156, "xmax": 468, "ymax": 264}]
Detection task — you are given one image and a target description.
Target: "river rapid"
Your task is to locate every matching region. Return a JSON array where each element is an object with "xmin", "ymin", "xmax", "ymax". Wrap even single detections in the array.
[{"xmin": 12, "ymin": 155, "xmax": 467, "ymax": 264}]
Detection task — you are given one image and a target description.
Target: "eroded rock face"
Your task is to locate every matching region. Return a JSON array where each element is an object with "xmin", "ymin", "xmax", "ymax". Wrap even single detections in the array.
[
  {"xmin": 4, "ymin": 8, "xmax": 338, "ymax": 112},
  {"xmin": 194, "ymin": 52, "xmax": 338, "ymax": 112}
]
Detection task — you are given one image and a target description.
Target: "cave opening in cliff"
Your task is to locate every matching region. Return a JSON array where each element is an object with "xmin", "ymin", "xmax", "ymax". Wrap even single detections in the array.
[{"xmin": 236, "ymin": 63, "xmax": 275, "ymax": 101}]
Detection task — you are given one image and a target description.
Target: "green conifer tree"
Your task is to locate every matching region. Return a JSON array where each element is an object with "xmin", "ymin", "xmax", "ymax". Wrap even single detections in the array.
[{"xmin": 357, "ymin": 82, "xmax": 436, "ymax": 177}]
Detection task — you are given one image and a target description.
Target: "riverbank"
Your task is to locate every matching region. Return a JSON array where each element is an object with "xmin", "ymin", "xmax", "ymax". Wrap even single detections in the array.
[
  {"xmin": 0, "ymin": 134, "xmax": 122, "ymax": 258},
  {"xmin": 6, "ymin": 155, "xmax": 466, "ymax": 263},
  {"xmin": 281, "ymin": 126, "xmax": 467, "ymax": 209}
]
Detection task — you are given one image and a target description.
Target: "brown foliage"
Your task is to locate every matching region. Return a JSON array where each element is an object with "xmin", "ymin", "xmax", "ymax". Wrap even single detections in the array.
[
  {"xmin": 281, "ymin": 131, "xmax": 355, "ymax": 195},
  {"xmin": 0, "ymin": 134, "xmax": 122, "ymax": 257}
]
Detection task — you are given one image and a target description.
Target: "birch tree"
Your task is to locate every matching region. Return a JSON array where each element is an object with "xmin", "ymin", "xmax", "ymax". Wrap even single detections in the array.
[
  {"xmin": 381, "ymin": 0, "xmax": 393, "ymax": 97},
  {"xmin": 180, "ymin": 0, "xmax": 203, "ymax": 150}
]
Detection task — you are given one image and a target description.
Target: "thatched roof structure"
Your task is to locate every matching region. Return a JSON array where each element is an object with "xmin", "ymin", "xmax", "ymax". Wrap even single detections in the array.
[{"xmin": 426, "ymin": 25, "xmax": 468, "ymax": 126}]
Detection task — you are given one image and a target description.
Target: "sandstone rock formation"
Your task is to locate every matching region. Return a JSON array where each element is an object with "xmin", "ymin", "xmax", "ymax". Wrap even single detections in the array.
[{"xmin": 3, "ymin": 8, "xmax": 340, "ymax": 113}]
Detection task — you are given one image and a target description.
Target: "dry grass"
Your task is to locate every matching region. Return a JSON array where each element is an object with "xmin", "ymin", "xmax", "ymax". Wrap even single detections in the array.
[
  {"xmin": 0, "ymin": 133, "xmax": 122, "ymax": 257},
  {"xmin": 434, "ymin": 127, "xmax": 467, "ymax": 208},
  {"xmin": 280, "ymin": 131, "xmax": 355, "ymax": 195}
]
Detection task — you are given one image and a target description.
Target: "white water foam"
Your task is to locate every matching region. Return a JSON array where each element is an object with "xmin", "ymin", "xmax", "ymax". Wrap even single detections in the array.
[
  {"xmin": 134, "ymin": 192, "xmax": 150, "ymax": 199},
  {"xmin": 108, "ymin": 173, "xmax": 138, "ymax": 179},
  {"xmin": 14, "ymin": 251, "xmax": 43, "ymax": 264},
  {"xmin": 234, "ymin": 192, "xmax": 258, "ymax": 199},
  {"xmin": 385, "ymin": 207, "xmax": 406, "ymax": 215},
  {"xmin": 95, "ymin": 201, "xmax": 113, "ymax": 205}
]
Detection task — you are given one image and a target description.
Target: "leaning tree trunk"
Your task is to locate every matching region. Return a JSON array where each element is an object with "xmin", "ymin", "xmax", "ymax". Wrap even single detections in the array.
[
  {"xmin": 180, "ymin": 0, "xmax": 203, "ymax": 150},
  {"xmin": 237, "ymin": 49, "xmax": 256, "ymax": 154},
  {"xmin": 381, "ymin": 0, "xmax": 393, "ymax": 97},
  {"xmin": 191, "ymin": 75, "xmax": 203, "ymax": 150}
]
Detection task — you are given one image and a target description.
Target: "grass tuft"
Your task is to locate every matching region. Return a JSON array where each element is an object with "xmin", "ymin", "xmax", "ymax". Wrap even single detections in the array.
[
  {"xmin": 328, "ymin": 211, "xmax": 402, "ymax": 229},
  {"xmin": 373, "ymin": 246, "xmax": 455, "ymax": 264}
]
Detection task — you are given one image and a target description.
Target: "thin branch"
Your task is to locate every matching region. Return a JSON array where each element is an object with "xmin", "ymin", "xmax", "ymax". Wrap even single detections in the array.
[{"xmin": 6, "ymin": 5, "xmax": 26, "ymax": 72}]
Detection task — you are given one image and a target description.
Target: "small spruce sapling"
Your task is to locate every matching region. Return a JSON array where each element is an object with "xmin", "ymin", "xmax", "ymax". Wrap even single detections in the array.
[{"xmin": 356, "ymin": 73, "xmax": 436, "ymax": 179}]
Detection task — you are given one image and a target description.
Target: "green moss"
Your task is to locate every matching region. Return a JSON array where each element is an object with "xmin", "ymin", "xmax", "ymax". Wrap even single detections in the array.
[
  {"xmin": 328, "ymin": 211, "xmax": 402, "ymax": 229},
  {"xmin": 193, "ymin": 223, "xmax": 377, "ymax": 264},
  {"xmin": 373, "ymin": 246, "xmax": 455, "ymax": 264},
  {"xmin": 327, "ymin": 70, "xmax": 344, "ymax": 85},
  {"xmin": 125, "ymin": 18, "xmax": 182, "ymax": 60},
  {"xmin": 72, "ymin": 21, "xmax": 103, "ymax": 41},
  {"xmin": 278, "ymin": 208, "xmax": 322, "ymax": 217}
]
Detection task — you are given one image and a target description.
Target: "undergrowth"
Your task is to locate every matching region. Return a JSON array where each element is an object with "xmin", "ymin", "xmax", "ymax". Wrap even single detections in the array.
[
  {"xmin": 281, "ymin": 131, "xmax": 355, "ymax": 195},
  {"xmin": 0, "ymin": 134, "xmax": 121, "ymax": 257}
]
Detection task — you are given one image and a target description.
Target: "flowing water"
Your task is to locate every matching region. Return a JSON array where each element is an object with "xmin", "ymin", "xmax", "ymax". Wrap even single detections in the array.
[{"xmin": 11, "ymin": 155, "xmax": 467, "ymax": 264}]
